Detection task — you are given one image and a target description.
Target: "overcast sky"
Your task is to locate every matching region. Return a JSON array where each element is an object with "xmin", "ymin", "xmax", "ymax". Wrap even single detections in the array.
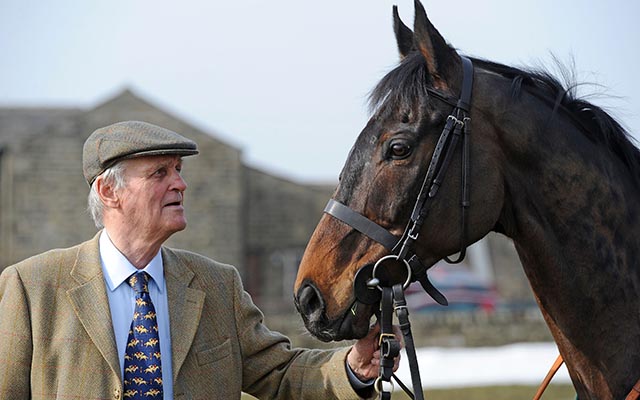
[{"xmin": 1, "ymin": 0, "xmax": 638, "ymax": 182}]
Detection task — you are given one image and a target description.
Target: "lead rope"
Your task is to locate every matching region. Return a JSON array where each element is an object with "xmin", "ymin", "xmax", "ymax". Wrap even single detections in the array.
[
  {"xmin": 377, "ymin": 284, "xmax": 424, "ymax": 400},
  {"xmin": 534, "ymin": 354, "xmax": 640, "ymax": 400},
  {"xmin": 533, "ymin": 355, "xmax": 564, "ymax": 400},
  {"xmin": 626, "ymin": 379, "xmax": 640, "ymax": 400}
]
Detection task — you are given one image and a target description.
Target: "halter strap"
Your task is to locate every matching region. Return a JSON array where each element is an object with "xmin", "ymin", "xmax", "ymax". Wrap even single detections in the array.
[
  {"xmin": 457, "ymin": 56, "xmax": 474, "ymax": 112},
  {"xmin": 399, "ymin": 55, "xmax": 473, "ymax": 262},
  {"xmin": 324, "ymin": 199, "xmax": 399, "ymax": 250}
]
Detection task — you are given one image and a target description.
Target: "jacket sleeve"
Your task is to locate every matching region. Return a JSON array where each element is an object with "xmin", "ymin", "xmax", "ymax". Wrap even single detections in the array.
[
  {"xmin": 0, "ymin": 266, "xmax": 33, "ymax": 399},
  {"xmin": 230, "ymin": 269, "xmax": 371, "ymax": 400}
]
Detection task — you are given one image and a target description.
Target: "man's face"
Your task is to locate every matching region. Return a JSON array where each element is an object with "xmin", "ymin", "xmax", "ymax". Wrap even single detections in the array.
[{"xmin": 117, "ymin": 155, "xmax": 188, "ymax": 242}]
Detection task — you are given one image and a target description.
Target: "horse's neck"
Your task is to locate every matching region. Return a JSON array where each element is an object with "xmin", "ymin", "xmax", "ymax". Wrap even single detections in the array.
[{"xmin": 499, "ymin": 107, "xmax": 640, "ymax": 398}]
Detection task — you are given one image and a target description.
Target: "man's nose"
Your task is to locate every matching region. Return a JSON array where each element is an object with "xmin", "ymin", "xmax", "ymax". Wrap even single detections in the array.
[{"xmin": 171, "ymin": 171, "xmax": 187, "ymax": 191}]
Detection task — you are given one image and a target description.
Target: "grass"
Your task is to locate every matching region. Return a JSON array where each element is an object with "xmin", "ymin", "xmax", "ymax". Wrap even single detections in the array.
[
  {"xmin": 393, "ymin": 384, "xmax": 576, "ymax": 399},
  {"xmin": 242, "ymin": 384, "xmax": 576, "ymax": 399}
]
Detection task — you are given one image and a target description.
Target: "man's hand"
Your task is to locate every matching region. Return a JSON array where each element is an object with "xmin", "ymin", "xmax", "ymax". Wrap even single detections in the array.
[{"xmin": 346, "ymin": 324, "xmax": 402, "ymax": 381}]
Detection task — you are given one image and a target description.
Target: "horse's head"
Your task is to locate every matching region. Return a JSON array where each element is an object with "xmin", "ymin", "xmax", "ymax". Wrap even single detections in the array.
[{"xmin": 294, "ymin": 1, "xmax": 506, "ymax": 341}]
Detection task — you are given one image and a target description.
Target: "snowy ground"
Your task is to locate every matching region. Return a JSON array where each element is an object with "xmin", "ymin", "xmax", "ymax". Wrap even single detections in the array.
[{"xmin": 394, "ymin": 342, "xmax": 572, "ymax": 389}]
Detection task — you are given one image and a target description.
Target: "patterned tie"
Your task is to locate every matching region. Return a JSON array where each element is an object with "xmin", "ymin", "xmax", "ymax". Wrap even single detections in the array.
[{"xmin": 123, "ymin": 272, "xmax": 163, "ymax": 399}]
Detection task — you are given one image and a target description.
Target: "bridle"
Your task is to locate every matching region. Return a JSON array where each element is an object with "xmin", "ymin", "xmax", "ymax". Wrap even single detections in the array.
[
  {"xmin": 323, "ymin": 56, "xmax": 474, "ymax": 400},
  {"xmin": 325, "ymin": 55, "xmax": 474, "ymax": 305}
]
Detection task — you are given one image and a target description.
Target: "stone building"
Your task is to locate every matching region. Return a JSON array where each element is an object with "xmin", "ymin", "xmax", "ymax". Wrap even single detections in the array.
[{"xmin": 0, "ymin": 90, "xmax": 535, "ymax": 315}]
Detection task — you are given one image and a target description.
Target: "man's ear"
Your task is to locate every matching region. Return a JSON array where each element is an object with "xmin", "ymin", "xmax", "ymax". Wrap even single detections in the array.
[{"xmin": 95, "ymin": 176, "xmax": 120, "ymax": 208}]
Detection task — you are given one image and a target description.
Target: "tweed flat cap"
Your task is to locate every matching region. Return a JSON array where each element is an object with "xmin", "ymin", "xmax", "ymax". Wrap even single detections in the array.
[{"xmin": 83, "ymin": 121, "xmax": 199, "ymax": 185}]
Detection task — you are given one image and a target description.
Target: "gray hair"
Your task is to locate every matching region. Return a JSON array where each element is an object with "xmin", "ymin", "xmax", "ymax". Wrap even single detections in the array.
[{"xmin": 87, "ymin": 161, "xmax": 129, "ymax": 229}]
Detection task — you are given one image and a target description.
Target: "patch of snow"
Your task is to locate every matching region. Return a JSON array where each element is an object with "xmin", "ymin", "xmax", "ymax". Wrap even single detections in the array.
[{"xmin": 394, "ymin": 342, "xmax": 571, "ymax": 389}]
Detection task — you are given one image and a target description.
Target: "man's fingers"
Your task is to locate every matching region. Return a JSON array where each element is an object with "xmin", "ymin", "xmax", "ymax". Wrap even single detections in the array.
[
  {"xmin": 367, "ymin": 323, "xmax": 381, "ymax": 338},
  {"xmin": 392, "ymin": 325, "xmax": 404, "ymax": 347}
]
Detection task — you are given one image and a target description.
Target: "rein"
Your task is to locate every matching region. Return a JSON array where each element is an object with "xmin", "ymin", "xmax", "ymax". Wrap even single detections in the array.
[{"xmin": 533, "ymin": 355, "xmax": 640, "ymax": 400}]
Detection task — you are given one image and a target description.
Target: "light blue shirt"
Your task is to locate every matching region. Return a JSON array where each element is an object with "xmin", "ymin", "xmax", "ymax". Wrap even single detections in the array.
[{"xmin": 99, "ymin": 230, "xmax": 173, "ymax": 400}]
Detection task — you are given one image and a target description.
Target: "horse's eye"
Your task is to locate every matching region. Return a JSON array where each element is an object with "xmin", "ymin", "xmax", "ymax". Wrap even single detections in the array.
[{"xmin": 389, "ymin": 141, "xmax": 412, "ymax": 159}]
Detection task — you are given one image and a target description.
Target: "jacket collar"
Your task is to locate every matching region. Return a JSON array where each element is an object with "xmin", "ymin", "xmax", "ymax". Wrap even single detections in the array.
[
  {"xmin": 66, "ymin": 232, "xmax": 205, "ymax": 386},
  {"xmin": 67, "ymin": 231, "xmax": 121, "ymax": 382},
  {"xmin": 162, "ymin": 247, "xmax": 205, "ymax": 383}
]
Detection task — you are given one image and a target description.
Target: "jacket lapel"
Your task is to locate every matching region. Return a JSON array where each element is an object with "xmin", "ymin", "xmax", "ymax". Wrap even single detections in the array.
[
  {"xmin": 66, "ymin": 232, "xmax": 121, "ymax": 382},
  {"xmin": 163, "ymin": 249, "xmax": 206, "ymax": 384}
]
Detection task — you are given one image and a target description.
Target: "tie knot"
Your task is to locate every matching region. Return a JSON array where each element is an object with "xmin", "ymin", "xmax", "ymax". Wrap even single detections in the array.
[{"xmin": 128, "ymin": 271, "xmax": 150, "ymax": 294}]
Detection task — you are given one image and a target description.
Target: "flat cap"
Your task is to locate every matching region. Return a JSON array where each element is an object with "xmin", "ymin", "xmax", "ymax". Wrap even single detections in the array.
[{"xmin": 83, "ymin": 120, "xmax": 199, "ymax": 185}]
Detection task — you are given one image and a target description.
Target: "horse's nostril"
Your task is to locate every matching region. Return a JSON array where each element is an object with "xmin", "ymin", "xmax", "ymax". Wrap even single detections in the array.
[{"xmin": 297, "ymin": 284, "xmax": 323, "ymax": 316}]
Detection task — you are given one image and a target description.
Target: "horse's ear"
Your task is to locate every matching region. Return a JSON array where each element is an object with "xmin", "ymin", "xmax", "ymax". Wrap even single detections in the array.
[
  {"xmin": 393, "ymin": 5, "xmax": 414, "ymax": 60},
  {"xmin": 413, "ymin": 0, "xmax": 458, "ymax": 86}
]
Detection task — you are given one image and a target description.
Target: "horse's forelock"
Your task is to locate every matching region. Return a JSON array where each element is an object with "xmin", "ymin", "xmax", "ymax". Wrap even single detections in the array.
[{"xmin": 368, "ymin": 53, "xmax": 431, "ymax": 117}]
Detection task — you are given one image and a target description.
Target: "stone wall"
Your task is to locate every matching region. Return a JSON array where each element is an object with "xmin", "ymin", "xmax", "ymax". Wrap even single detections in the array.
[
  {"xmin": 265, "ymin": 308, "xmax": 554, "ymax": 350},
  {"xmin": 244, "ymin": 166, "xmax": 333, "ymax": 312},
  {"xmin": 3, "ymin": 116, "xmax": 93, "ymax": 265}
]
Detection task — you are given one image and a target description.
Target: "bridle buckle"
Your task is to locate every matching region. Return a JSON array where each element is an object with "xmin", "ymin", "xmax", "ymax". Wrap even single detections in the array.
[
  {"xmin": 378, "ymin": 332, "xmax": 397, "ymax": 347},
  {"xmin": 447, "ymin": 114, "xmax": 465, "ymax": 127}
]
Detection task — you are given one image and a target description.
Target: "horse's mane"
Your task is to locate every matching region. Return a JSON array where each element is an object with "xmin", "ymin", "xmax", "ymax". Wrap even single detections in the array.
[{"xmin": 369, "ymin": 53, "xmax": 640, "ymax": 185}]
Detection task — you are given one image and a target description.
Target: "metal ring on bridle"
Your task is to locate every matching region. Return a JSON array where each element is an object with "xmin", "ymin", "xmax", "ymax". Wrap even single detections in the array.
[
  {"xmin": 374, "ymin": 377, "xmax": 395, "ymax": 394},
  {"xmin": 371, "ymin": 255, "xmax": 412, "ymax": 291}
]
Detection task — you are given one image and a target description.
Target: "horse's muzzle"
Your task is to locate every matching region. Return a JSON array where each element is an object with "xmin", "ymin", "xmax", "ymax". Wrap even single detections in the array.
[
  {"xmin": 295, "ymin": 280, "xmax": 372, "ymax": 341},
  {"xmin": 295, "ymin": 282, "xmax": 324, "ymax": 322}
]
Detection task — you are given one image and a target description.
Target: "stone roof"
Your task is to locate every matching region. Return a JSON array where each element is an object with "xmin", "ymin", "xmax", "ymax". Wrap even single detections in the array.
[
  {"xmin": 0, "ymin": 108, "xmax": 82, "ymax": 148},
  {"xmin": 0, "ymin": 89, "xmax": 239, "ymax": 153}
]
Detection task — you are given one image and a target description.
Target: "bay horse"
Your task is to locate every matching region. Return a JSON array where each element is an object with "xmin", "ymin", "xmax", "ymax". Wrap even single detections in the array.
[{"xmin": 293, "ymin": 1, "xmax": 640, "ymax": 398}]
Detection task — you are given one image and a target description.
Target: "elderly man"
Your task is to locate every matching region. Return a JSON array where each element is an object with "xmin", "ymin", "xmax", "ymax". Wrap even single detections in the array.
[{"xmin": 0, "ymin": 121, "xmax": 395, "ymax": 399}]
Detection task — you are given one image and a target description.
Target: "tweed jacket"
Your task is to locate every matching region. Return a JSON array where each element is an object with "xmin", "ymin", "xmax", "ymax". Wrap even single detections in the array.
[{"xmin": 0, "ymin": 233, "xmax": 365, "ymax": 399}]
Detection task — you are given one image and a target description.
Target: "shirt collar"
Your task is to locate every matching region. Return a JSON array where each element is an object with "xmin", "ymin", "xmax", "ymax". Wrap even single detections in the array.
[{"xmin": 99, "ymin": 230, "xmax": 165, "ymax": 293}]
